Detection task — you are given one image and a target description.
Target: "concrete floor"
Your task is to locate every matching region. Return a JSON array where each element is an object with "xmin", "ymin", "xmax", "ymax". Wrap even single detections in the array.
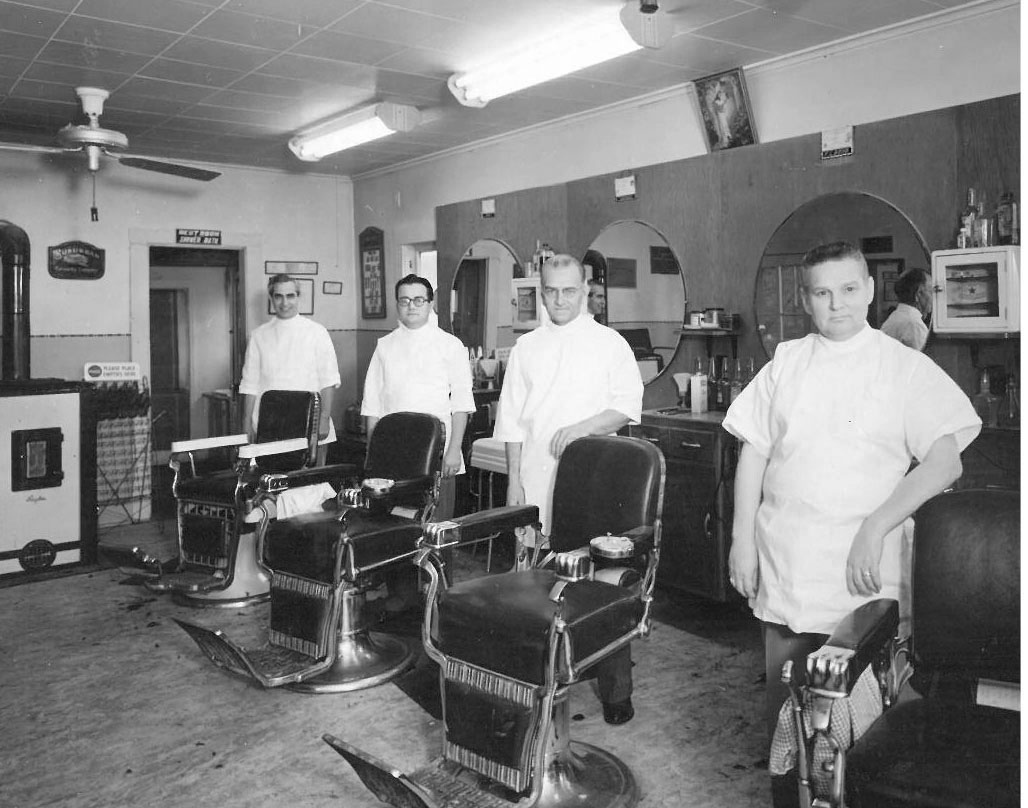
[{"xmin": 0, "ymin": 521, "xmax": 770, "ymax": 808}]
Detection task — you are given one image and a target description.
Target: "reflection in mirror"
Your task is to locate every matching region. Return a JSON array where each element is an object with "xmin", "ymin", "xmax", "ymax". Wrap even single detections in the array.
[
  {"xmin": 584, "ymin": 220, "xmax": 686, "ymax": 384},
  {"xmin": 450, "ymin": 239, "xmax": 520, "ymax": 356},
  {"xmin": 754, "ymin": 192, "xmax": 930, "ymax": 359}
]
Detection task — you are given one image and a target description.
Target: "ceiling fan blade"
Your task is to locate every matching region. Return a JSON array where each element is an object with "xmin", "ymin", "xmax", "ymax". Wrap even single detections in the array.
[{"xmin": 118, "ymin": 156, "xmax": 221, "ymax": 181}]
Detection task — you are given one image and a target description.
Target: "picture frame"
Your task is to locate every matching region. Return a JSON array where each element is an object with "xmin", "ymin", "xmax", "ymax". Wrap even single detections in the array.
[
  {"xmin": 359, "ymin": 226, "xmax": 387, "ymax": 319},
  {"xmin": 267, "ymin": 277, "xmax": 314, "ymax": 315},
  {"xmin": 322, "ymin": 281, "xmax": 343, "ymax": 295},
  {"xmin": 265, "ymin": 260, "xmax": 318, "ymax": 275},
  {"xmin": 693, "ymin": 67, "xmax": 758, "ymax": 152},
  {"xmin": 607, "ymin": 257, "xmax": 637, "ymax": 289}
]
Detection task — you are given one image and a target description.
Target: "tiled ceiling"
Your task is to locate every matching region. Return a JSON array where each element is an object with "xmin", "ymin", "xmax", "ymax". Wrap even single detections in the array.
[{"xmin": 0, "ymin": 0, "xmax": 971, "ymax": 179}]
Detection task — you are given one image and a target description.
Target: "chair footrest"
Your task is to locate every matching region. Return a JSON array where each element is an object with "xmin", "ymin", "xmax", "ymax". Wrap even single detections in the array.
[
  {"xmin": 146, "ymin": 569, "xmax": 226, "ymax": 593},
  {"xmin": 408, "ymin": 759, "xmax": 522, "ymax": 807},
  {"xmin": 174, "ymin": 619, "xmax": 328, "ymax": 687}
]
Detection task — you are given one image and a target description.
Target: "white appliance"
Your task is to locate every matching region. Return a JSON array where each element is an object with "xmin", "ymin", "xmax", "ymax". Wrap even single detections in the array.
[{"xmin": 931, "ymin": 246, "xmax": 1019, "ymax": 334}]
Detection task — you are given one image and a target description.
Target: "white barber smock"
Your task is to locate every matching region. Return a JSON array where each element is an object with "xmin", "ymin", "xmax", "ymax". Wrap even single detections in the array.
[
  {"xmin": 493, "ymin": 313, "xmax": 643, "ymax": 533},
  {"xmin": 238, "ymin": 315, "xmax": 341, "ymax": 442},
  {"xmin": 722, "ymin": 325, "xmax": 980, "ymax": 634},
  {"xmin": 361, "ymin": 320, "xmax": 476, "ymax": 472},
  {"xmin": 880, "ymin": 303, "xmax": 929, "ymax": 351}
]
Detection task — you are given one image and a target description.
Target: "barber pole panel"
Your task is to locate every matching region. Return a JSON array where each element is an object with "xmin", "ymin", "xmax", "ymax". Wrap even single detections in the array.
[{"xmin": 0, "ymin": 386, "xmax": 90, "ymax": 576}]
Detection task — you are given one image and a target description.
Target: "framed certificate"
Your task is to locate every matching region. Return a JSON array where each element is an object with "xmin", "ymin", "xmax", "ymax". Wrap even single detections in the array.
[{"xmin": 359, "ymin": 227, "xmax": 386, "ymax": 319}]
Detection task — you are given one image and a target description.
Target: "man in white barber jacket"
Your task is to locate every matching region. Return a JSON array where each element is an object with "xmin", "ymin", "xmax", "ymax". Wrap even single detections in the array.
[{"xmin": 493, "ymin": 253, "xmax": 643, "ymax": 725}]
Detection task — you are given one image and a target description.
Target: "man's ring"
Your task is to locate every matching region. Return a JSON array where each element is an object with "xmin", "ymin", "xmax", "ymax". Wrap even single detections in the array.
[{"xmin": 861, "ymin": 570, "xmax": 873, "ymax": 578}]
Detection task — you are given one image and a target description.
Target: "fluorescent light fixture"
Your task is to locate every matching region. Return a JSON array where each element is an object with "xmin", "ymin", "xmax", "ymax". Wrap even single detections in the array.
[
  {"xmin": 448, "ymin": 3, "xmax": 669, "ymax": 108},
  {"xmin": 288, "ymin": 102, "xmax": 420, "ymax": 161}
]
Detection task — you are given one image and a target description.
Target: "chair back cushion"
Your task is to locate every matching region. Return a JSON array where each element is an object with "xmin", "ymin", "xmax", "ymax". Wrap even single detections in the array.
[
  {"xmin": 912, "ymin": 488, "xmax": 1019, "ymax": 684},
  {"xmin": 256, "ymin": 390, "xmax": 319, "ymax": 472},
  {"xmin": 549, "ymin": 436, "xmax": 663, "ymax": 553},
  {"xmin": 365, "ymin": 411, "xmax": 443, "ymax": 479}
]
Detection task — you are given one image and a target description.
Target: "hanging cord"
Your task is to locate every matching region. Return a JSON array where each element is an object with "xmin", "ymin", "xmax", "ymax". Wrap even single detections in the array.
[{"xmin": 91, "ymin": 172, "xmax": 99, "ymax": 221}]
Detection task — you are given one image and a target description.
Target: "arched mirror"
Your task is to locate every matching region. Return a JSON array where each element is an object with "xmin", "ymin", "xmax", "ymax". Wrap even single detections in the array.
[
  {"xmin": 450, "ymin": 238, "xmax": 521, "ymax": 356},
  {"xmin": 583, "ymin": 220, "xmax": 686, "ymax": 383},
  {"xmin": 755, "ymin": 192, "xmax": 930, "ymax": 358}
]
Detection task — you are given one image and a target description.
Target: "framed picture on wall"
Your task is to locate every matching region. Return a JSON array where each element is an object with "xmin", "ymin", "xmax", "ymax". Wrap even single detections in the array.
[
  {"xmin": 607, "ymin": 257, "xmax": 637, "ymax": 288},
  {"xmin": 265, "ymin": 260, "xmax": 317, "ymax": 275},
  {"xmin": 693, "ymin": 67, "xmax": 758, "ymax": 152},
  {"xmin": 267, "ymin": 277, "xmax": 314, "ymax": 315},
  {"xmin": 359, "ymin": 226, "xmax": 386, "ymax": 319}
]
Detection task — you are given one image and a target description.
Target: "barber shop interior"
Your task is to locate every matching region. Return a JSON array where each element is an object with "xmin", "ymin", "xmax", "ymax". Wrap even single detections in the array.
[{"xmin": 0, "ymin": 1, "xmax": 1021, "ymax": 807}]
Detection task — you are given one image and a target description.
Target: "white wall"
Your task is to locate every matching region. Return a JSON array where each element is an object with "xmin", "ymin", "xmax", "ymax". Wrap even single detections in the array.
[
  {"xmin": 0, "ymin": 153, "xmax": 359, "ymax": 414},
  {"xmin": 353, "ymin": 0, "xmax": 1019, "ymax": 250}
]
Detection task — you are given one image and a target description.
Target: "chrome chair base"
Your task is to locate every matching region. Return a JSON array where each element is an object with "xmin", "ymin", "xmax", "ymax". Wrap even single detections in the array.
[
  {"xmin": 171, "ymin": 587, "xmax": 271, "ymax": 609},
  {"xmin": 287, "ymin": 629, "xmax": 416, "ymax": 694}
]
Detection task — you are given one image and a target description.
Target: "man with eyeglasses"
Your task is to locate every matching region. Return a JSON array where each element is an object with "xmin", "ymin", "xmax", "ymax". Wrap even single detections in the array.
[
  {"xmin": 239, "ymin": 273, "xmax": 340, "ymax": 464},
  {"xmin": 493, "ymin": 253, "xmax": 643, "ymax": 725},
  {"xmin": 361, "ymin": 273, "xmax": 475, "ymax": 520}
]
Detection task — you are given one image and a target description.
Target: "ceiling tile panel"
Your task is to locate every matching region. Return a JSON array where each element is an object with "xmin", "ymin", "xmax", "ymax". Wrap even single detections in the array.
[
  {"xmin": 53, "ymin": 16, "xmax": 181, "ymax": 56},
  {"xmin": 225, "ymin": 0, "xmax": 365, "ymax": 27},
  {"xmin": 21, "ymin": 60, "xmax": 133, "ymax": 90},
  {"xmin": 191, "ymin": 9, "xmax": 315, "ymax": 51},
  {"xmin": 8, "ymin": 77, "xmax": 85, "ymax": 102},
  {"xmin": 373, "ymin": 46, "xmax": 455, "ymax": 78},
  {"xmin": 258, "ymin": 53, "xmax": 376, "ymax": 86},
  {"xmin": 519, "ymin": 76, "xmax": 656, "ymax": 106},
  {"xmin": 329, "ymin": 3, "xmax": 469, "ymax": 49},
  {"xmin": 291, "ymin": 30, "xmax": 407, "ymax": 65},
  {"xmin": 139, "ymin": 58, "xmax": 245, "ymax": 88},
  {"xmin": 115, "ymin": 76, "xmax": 217, "ymax": 103},
  {"xmin": 661, "ymin": 0, "xmax": 758, "ymax": 34},
  {"xmin": 0, "ymin": 1, "xmax": 67, "ymax": 37},
  {"xmin": 35, "ymin": 39, "xmax": 153, "ymax": 72},
  {"xmin": 72, "ymin": 0, "xmax": 215, "ymax": 32},
  {"xmin": 651, "ymin": 32, "xmax": 776, "ymax": 72},
  {"xmin": 0, "ymin": 30, "xmax": 48, "ymax": 60},
  {"xmin": 374, "ymin": 69, "xmax": 448, "ymax": 102},
  {"xmin": 161, "ymin": 36, "xmax": 277, "ymax": 72},
  {"xmin": 695, "ymin": 7, "xmax": 844, "ymax": 55},
  {"xmin": 0, "ymin": 55, "xmax": 31, "ymax": 78},
  {"xmin": 6, "ymin": 0, "xmax": 79, "ymax": 11},
  {"xmin": 576, "ymin": 52, "xmax": 696, "ymax": 87},
  {"xmin": 203, "ymin": 88, "xmax": 298, "ymax": 111},
  {"xmin": 742, "ymin": 0, "xmax": 940, "ymax": 32}
]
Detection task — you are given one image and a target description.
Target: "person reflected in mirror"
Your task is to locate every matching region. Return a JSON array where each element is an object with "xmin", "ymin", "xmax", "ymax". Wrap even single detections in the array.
[
  {"xmin": 880, "ymin": 267, "xmax": 932, "ymax": 351},
  {"xmin": 586, "ymin": 278, "xmax": 607, "ymax": 325},
  {"xmin": 721, "ymin": 242, "xmax": 980, "ymax": 806},
  {"xmin": 239, "ymin": 274, "xmax": 340, "ymax": 464},
  {"xmin": 493, "ymin": 253, "xmax": 643, "ymax": 725}
]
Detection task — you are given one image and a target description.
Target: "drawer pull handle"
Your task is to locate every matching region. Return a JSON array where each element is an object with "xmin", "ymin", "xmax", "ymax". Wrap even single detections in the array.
[{"xmin": 679, "ymin": 441, "xmax": 702, "ymax": 449}]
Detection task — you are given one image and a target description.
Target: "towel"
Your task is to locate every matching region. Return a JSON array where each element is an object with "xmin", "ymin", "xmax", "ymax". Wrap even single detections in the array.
[{"xmin": 275, "ymin": 483, "xmax": 338, "ymax": 519}]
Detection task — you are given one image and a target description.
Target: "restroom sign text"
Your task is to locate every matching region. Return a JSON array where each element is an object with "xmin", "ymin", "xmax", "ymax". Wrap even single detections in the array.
[{"xmin": 176, "ymin": 229, "xmax": 222, "ymax": 245}]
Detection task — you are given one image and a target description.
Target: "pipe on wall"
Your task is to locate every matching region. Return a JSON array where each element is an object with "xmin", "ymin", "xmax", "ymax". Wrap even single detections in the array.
[{"xmin": 0, "ymin": 220, "xmax": 30, "ymax": 381}]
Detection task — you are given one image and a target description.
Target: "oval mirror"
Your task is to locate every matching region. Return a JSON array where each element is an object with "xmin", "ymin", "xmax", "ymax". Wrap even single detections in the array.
[
  {"xmin": 755, "ymin": 192, "xmax": 931, "ymax": 358},
  {"xmin": 583, "ymin": 220, "xmax": 686, "ymax": 384},
  {"xmin": 450, "ymin": 238, "xmax": 521, "ymax": 357}
]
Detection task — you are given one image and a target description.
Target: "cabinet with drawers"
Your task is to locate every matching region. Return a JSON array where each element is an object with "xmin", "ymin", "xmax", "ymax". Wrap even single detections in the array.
[{"xmin": 630, "ymin": 410, "xmax": 737, "ymax": 601}]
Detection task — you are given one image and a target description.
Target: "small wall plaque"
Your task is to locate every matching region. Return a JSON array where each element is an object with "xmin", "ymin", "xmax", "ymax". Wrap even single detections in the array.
[
  {"xmin": 481, "ymin": 198, "xmax": 496, "ymax": 218},
  {"xmin": 176, "ymin": 228, "xmax": 222, "ymax": 245},
  {"xmin": 614, "ymin": 174, "xmax": 637, "ymax": 201},
  {"xmin": 48, "ymin": 241, "xmax": 105, "ymax": 280},
  {"xmin": 821, "ymin": 126, "xmax": 854, "ymax": 160}
]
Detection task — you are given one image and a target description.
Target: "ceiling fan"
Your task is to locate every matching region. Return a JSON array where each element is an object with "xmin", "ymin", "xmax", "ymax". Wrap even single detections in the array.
[{"xmin": 3, "ymin": 86, "xmax": 221, "ymax": 182}]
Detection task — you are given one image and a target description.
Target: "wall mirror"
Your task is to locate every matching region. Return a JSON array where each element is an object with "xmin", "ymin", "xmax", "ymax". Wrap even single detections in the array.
[
  {"xmin": 583, "ymin": 220, "xmax": 686, "ymax": 384},
  {"xmin": 755, "ymin": 192, "xmax": 930, "ymax": 358},
  {"xmin": 450, "ymin": 238, "xmax": 521, "ymax": 356}
]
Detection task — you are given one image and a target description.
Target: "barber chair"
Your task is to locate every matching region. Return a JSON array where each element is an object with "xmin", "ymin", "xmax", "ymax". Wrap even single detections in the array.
[
  {"xmin": 143, "ymin": 390, "xmax": 347, "ymax": 608},
  {"xmin": 616, "ymin": 328, "xmax": 664, "ymax": 375},
  {"xmin": 326, "ymin": 435, "xmax": 665, "ymax": 808},
  {"xmin": 780, "ymin": 489, "xmax": 1019, "ymax": 808},
  {"xmin": 175, "ymin": 411, "xmax": 446, "ymax": 693}
]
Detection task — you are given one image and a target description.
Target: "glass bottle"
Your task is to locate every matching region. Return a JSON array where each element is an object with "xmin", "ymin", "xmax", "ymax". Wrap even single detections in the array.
[
  {"xmin": 996, "ymin": 191, "xmax": 1019, "ymax": 245},
  {"xmin": 717, "ymin": 357, "xmax": 731, "ymax": 410},
  {"xmin": 972, "ymin": 368, "xmax": 999, "ymax": 427},
  {"xmin": 958, "ymin": 187, "xmax": 978, "ymax": 248},
  {"xmin": 1004, "ymin": 372, "xmax": 1019, "ymax": 426},
  {"xmin": 729, "ymin": 358, "xmax": 743, "ymax": 404},
  {"xmin": 975, "ymin": 190, "xmax": 994, "ymax": 247},
  {"xmin": 708, "ymin": 356, "xmax": 720, "ymax": 411},
  {"xmin": 690, "ymin": 355, "xmax": 708, "ymax": 414}
]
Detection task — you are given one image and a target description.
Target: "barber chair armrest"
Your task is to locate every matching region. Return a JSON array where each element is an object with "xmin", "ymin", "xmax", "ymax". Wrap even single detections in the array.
[
  {"xmin": 419, "ymin": 505, "xmax": 540, "ymax": 551},
  {"xmin": 619, "ymin": 524, "xmax": 655, "ymax": 551},
  {"xmin": 805, "ymin": 598, "xmax": 899, "ymax": 698},
  {"xmin": 237, "ymin": 437, "xmax": 309, "ymax": 459},
  {"xmin": 170, "ymin": 433, "xmax": 249, "ymax": 454},
  {"xmin": 259, "ymin": 463, "xmax": 357, "ymax": 495},
  {"xmin": 362, "ymin": 474, "xmax": 436, "ymax": 499}
]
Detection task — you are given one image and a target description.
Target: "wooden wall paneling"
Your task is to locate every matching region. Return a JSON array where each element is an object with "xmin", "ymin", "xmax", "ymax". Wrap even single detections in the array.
[
  {"xmin": 435, "ymin": 184, "xmax": 568, "ymax": 326},
  {"xmin": 956, "ymin": 95, "xmax": 1021, "ymax": 221}
]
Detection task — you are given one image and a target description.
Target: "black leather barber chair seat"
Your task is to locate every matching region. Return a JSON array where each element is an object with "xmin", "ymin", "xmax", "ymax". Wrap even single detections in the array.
[
  {"xmin": 780, "ymin": 489, "xmax": 1019, "ymax": 808},
  {"xmin": 145, "ymin": 390, "xmax": 349, "ymax": 608},
  {"xmin": 175, "ymin": 411, "xmax": 444, "ymax": 693},
  {"xmin": 617, "ymin": 328, "xmax": 664, "ymax": 374},
  {"xmin": 328, "ymin": 435, "xmax": 666, "ymax": 808}
]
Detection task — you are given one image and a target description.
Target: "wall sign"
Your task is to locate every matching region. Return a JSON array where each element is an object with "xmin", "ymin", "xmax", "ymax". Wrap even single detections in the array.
[
  {"xmin": 48, "ymin": 241, "xmax": 105, "ymax": 280},
  {"xmin": 83, "ymin": 361, "xmax": 141, "ymax": 381},
  {"xmin": 265, "ymin": 260, "xmax": 318, "ymax": 275},
  {"xmin": 821, "ymin": 126, "xmax": 854, "ymax": 160},
  {"xmin": 176, "ymin": 229, "xmax": 222, "ymax": 245},
  {"xmin": 359, "ymin": 226, "xmax": 386, "ymax": 319}
]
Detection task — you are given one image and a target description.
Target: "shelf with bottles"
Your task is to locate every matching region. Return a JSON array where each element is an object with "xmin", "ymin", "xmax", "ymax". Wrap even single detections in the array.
[{"xmin": 678, "ymin": 327, "xmax": 742, "ymax": 359}]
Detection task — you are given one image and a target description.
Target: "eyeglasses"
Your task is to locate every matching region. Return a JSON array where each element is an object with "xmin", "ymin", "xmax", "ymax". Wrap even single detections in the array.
[{"xmin": 397, "ymin": 296, "xmax": 429, "ymax": 308}]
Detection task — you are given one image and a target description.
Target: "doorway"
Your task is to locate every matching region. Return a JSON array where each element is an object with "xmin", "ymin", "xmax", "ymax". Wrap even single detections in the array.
[
  {"xmin": 452, "ymin": 257, "xmax": 487, "ymax": 349},
  {"xmin": 148, "ymin": 247, "xmax": 244, "ymax": 518}
]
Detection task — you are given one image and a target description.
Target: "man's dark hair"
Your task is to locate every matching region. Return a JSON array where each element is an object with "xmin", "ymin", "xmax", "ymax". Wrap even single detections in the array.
[
  {"xmin": 800, "ymin": 241, "xmax": 868, "ymax": 287},
  {"xmin": 893, "ymin": 268, "xmax": 929, "ymax": 306},
  {"xmin": 267, "ymin": 273, "xmax": 298, "ymax": 295},
  {"xmin": 395, "ymin": 273, "xmax": 434, "ymax": 301}
]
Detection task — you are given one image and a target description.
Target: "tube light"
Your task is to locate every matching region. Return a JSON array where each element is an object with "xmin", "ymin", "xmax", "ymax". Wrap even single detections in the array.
[
  {"xmin": 448, "ymin": 5, "xmax": 659, "ymax": 108},
  {"xmin": 288, "ymin": 102, "xmax": 420, "ymax": 161}
]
